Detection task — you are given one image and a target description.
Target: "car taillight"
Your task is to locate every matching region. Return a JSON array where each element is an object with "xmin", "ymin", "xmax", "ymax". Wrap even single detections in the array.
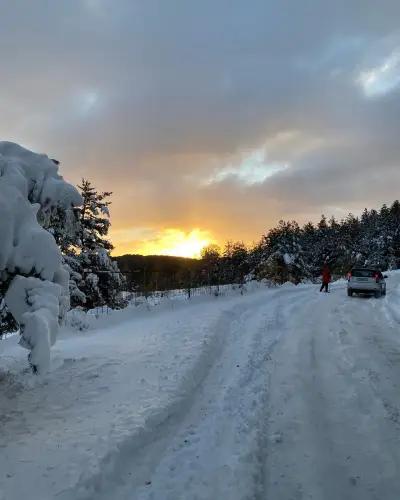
[
  {"xmin": 373, "ymin": 272, "xmax": 379, "ymax": 282},
  {"xmin": 347, "ymin": 272, "xmax": 352, "ymax": 280}
]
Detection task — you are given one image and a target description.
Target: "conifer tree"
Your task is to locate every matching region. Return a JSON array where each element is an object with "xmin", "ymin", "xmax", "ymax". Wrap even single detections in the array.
[
  {"xmin": 49, "ymin": 179, "xmax": 126, "ymax": 311},
  {"xmin": 78, "ymin": 179, "xmax": 113, "ymax": 253},
  {"xmin": 75, "ymin": 179, "xmax": 126, "ymax": 310}
]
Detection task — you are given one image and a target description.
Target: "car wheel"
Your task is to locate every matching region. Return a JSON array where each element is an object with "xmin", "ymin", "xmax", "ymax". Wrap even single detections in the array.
[
  {"xmin": 375, "ymin": 289, "xmax": 382, "ymax": 298},
  {"xmin": 347, "ymin": 289, "xmax": 353, "ymax": 297}
]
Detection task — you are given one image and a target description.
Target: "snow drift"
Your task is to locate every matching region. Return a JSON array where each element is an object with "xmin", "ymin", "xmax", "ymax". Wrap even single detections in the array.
[{"xmin": 0, "ymin": 141, "xmax": 81, "ymax": 372}]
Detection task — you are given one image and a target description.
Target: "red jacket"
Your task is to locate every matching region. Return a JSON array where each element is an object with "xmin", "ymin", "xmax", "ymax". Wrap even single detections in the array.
[{"xmin": 322, "ymin": 267, "xmax": 331, "ymax": 284}]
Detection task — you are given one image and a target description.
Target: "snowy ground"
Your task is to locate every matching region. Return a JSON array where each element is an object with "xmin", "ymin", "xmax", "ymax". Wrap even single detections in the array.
[{"xmin": 2, "ymin": 275, "xmax": 400, "ymax": 499}]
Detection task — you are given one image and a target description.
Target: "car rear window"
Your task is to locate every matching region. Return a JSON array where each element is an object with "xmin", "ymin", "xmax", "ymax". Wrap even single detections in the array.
[{"xmin": 352, "ymin": 269, "xmax": 376, "ymax": 277}]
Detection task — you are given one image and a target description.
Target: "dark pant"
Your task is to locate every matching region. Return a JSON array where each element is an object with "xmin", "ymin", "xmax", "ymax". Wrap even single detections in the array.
[{"xmin": 320, "ymin": 282, "xmax": 329, "ymax": 292}]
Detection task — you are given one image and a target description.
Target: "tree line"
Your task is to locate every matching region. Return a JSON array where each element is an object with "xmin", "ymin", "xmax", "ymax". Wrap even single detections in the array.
[
  {"xmin": 252, "ymin": 200, "xmax": 400, "ymax": 283},
  {"xmin": 117, "ymin": 240, "xmax": 251, "ymax": 296},
  {"xmin": 117, "ymin": 200, "xmax": 400, "ymax": 293}
]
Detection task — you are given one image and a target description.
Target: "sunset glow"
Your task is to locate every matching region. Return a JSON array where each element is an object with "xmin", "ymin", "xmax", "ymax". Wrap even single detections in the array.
[
  {"xmin": 3, "ymin": 3, "xmax": 400, "ymax": 259},
  {"xmin": 132, "ymin": 229, "xmax": 213, "ymax": 259}
]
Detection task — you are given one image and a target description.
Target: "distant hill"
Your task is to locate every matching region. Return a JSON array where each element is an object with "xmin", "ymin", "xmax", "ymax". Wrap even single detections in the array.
[{"xmin": 115, "ymin": 254, "xmax": 204, "ymax": 292}]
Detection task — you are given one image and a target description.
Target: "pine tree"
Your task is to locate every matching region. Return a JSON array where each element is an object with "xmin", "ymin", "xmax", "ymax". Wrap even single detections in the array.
[
  {"xmin": 388, "ymin": 200, "xmax": 400, "ymax": 268},
  {"xmin": 75, "ymin": 179, "xmax": 126, "ymax": 310},
  {"xmin": 258, "ymin": 220, "xmax": 310, "ymax": 284},
  {"xmin": 42, "ymin": 178, "xmax": 126, "ymax": 312},
  {"xmin": 78, "ymin": 179, "xmax": 113, "ymax": 252}
]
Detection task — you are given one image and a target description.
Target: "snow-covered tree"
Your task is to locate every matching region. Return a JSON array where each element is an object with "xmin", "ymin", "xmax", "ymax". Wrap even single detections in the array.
[
  {"xmin": 257, "ymin": 221, "xmax": 310, "ymax": 283},
  {"xmin": 71, "ymin": 179, "xmax": 126, "ymax": 310},
  {"xmin": 0, "ymin": 142, "xmax": 82, "ymax": 372},
  {"xmin": 78, "ymin": 179, "xmax": 113, "ymax": 252},
  {"xmin": 250, "ymin": 200, "xmax": 400, "ymax": 284}
]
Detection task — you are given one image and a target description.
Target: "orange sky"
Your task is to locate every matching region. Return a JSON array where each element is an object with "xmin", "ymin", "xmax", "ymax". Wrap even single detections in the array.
[
  {"xmin": 110, "ymin": 227, "xmax": 215, "ymax": 258},
  {"xmin": 2, "ymin": 2, "xmax": 400, "ymax": 258}
]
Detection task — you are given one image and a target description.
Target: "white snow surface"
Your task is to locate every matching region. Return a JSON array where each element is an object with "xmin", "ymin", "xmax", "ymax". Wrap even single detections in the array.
[
  {"xmin": 0, "ymin": 142, "xmax": 81, "ymax": 373},
  {"xmin": 2, "ymin": 275, "xmax": 400, "ymax": 499}
]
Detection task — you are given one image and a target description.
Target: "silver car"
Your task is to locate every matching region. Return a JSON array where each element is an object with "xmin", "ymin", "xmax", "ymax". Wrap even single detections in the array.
[{"xmin": 347, "ymin": 268, "xmax": 387, "ymax": 298}]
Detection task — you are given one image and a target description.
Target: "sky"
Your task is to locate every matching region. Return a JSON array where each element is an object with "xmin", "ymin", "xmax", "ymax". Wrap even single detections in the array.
[{"xmin": 2, "ymin": 1, "xmax": 400, "ymax": 257}]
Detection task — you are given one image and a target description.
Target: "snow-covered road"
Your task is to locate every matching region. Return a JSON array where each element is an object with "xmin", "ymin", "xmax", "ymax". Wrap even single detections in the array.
[
  {"xmin": 265, "ymin": 281, "xmax": 400, "ymax": 500},
  {"xmin": 2, "ymin": 277, "xmax": 400, "ymax": 499}
]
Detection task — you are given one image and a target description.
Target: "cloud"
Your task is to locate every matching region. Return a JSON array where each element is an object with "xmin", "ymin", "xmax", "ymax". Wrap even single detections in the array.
[
  {"xmin": 205, "ymin": 148, "xmax": 288, "ymax": 186},
  {"xmin": 358, "ymin": 48, "xmax": 400, "ymax": 97},
  {"xmin": 1, "ymin": 1, "xmax": 400, "ymax": 253}
]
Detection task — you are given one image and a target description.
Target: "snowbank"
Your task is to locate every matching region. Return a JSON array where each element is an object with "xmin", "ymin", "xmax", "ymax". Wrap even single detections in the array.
[
  {"xmin": 0, "ymin": 142, "xmax": 81, "ymax": 372},
  {"xmin": 65, "ymin": 281, "xmax": 266, "ymax": 332}
]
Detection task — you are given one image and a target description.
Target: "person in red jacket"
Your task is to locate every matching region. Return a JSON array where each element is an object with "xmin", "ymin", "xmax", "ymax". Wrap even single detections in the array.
[{"xmin": 320, "ymin": 264, "xmax": 331, "ymax": 293}]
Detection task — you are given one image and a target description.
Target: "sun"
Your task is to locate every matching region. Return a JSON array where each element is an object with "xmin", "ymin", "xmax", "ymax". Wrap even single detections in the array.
[
  {"xmin": 155, "ymin": 229, "xmax": 211, "ymax": 258},
  {"xmin": 132, "ymin": 228, "xmax": 213, "ymax": 258}
]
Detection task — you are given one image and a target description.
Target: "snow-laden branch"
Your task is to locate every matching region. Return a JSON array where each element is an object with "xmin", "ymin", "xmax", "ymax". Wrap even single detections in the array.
[{"xmin": 0, "ymin": 142, "xmax": 82, "ymax": 373}]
